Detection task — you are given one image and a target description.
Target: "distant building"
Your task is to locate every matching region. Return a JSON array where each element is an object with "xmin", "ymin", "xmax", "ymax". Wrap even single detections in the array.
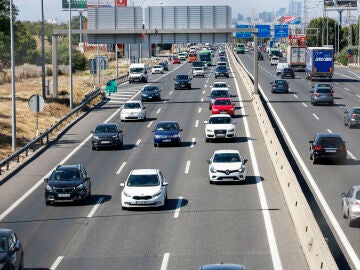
[
  {"xmin": 289, "ymin": 0, "xmax": 302, "ymax": 17},
  {"xmin": 259, "ymin": 11, "xmax": 274, "ymax": 23}
]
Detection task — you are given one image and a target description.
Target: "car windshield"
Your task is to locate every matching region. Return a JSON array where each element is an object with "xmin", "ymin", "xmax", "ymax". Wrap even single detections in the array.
[
  {"xmin": 352, "ymin": 109, "xmax": 360, "ymax": 114},
  {"xmin": 50, "ymin": 170, "xmax": 82, "ymax": 181},
  {"xmin": 316, "ymin": 88, "xmax": 331, "ymax": 93},
  {"xmin": 127, "ymin": 174, "xmax": 160, "ymax": 187},
  {"xmin": 209, "ymin": 117, "xmax": 231, "ymax": 124},
  {"xmin": 318, "ymin": 136, "xmax": 343, "ymax": 146},
  {"xmin": 214, "ymin": 83, "xmax": 227, "ymax": 88},
  {"xmin": 274, "ymin": 80, "xmax": 287, "ymax": 85},
  {"xmin": 0, "ymin": 237, "xmax": 7, "ymax": 252},
  {"xmin": 214, "ymin": 99, "xmax": 231, "ymax": 105},
  {"xmin": 176, "ymin": 75, "xmax": 189, "ymax": 80},
  {"xmin": 153, "ymin": 65, "xmax": 162, "ymax": 68},
  {"xmin": 124, "ymin": 103, "xmax": 141, "ymax": 109},
  {"xmin": 95, "ymin": 125, "xmax": 117, "ymax": 133},
  {"xmin": 213, "ymin": 153, "xmax": 241, "ymax": 163},
  {"xmin": 199, "ymin": 54, "xmax": 211, "ymax": 61},
  {"xmin": 217, "ymin": 66, "xmax": 227, "ymax": 71},
  {"xmin": 211, "ymin": 91, "xmax": 229, "ymax": 98},
  {"xmin": 156, "ymin": 123, "xmax": 179, "ymax": 131},
  {"xmin": 143, "ymin": 86, "xmax": 159, "ymax": 92},
  {"xmin": 355, "ymin": 190, "xmax": 360, "ymax": 200},
  {"xmin": 130, "ymin": 68, "xmax": 143, "ymax": 73}
]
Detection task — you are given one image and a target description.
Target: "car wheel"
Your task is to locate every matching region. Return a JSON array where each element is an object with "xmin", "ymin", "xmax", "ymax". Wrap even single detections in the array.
[
  {"xmin": 92, "ymin": 146, "xmax": 96, "ymax": 150},
  {"xmin": 87, "ymin": 187, "xmax": 91, "ymax": 200},
  {"xmin": 209, "ymin": 180, "xmax": 214, "ymax": 184},
  {"xmin": 154, "ymin": 143, "xmax": 158, "ymax": 147},
  {"xmin": 313, "ymin": 102, "xmax": 317, "ymax": 106},
  {"xmin": 313, "ymin": 158, "xmax": 318, "ymax": 164},
  {"xmin": 45, "ymin": 200, "xmax": 51, "ymax": 206},
  {"xmin": 122, "ymin": 206, "xmax": 127, "ymax": 210},
  {"xmin": 343, "ymin": 204, "xmax": 348, "ymax": 218},
  {"xmin": 349, "ymin": 217, "xmax": 356, "ymax": 227},
  {"xmin": 177, "ymin": 140, "xmax": 182, "ymax": 147},
  {"xmin": 205, "ymin": 138, "xmax": 210, "ymax": 143},
  {"xmin": 340, "ymin": 157, "xmax": 347, "ymax": 164}
]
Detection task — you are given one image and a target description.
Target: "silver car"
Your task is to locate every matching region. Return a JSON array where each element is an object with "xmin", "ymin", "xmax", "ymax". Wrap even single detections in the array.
[
  {"xmin": 311, "ymin": 86, "xmax": 334, "ymax": 106},
  {"xmin": 344, "ymin": 106, "xmax": 360, "ymax": 128},
  {"xmin": 341, "ymin": 186, "xmax": 360, "ymax": 227}
]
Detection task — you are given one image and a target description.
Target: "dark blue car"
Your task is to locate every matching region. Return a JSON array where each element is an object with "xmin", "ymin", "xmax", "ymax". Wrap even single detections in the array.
[
  {"xmin": 141, "ymin": 85, "xmax": 161, "ymax": 101},
  {"xmin": 153, "ymin": 121, "xmax": 182, "ymax": 147}
]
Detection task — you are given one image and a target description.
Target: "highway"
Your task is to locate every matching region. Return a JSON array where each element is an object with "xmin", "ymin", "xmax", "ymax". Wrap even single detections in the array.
[
  {"xmin": 238, "ymin": 50, "xmax": 360, "ymax": 269},
  {"xmin": 0, "ymin": 54, "xmax": 309, "ymax": 269}
]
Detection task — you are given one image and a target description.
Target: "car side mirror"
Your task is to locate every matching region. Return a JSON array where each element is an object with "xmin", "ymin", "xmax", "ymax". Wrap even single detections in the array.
[
  {"xmin": 90, "ymin": 130, "xmax": 94, "ymax": 134},
  {"xmin": 120, "ymin": 183, "xmax": 125, "ymax": 187},
  {"xmin": 309, "ymin": 140, "xmax": 314, "ymax": 144},
  {"xmin": 179, "ymin": 129, "xmax": 183, "ymax": 131},
  {"xmin": 344, "ymin": 110, "xmax": 348, "ymax": 114},
  {"xmin": 270, "ymin": 82, "xmax": 273, "ymax": 84},
  {"xmin": 340, "ymin": 192, "xmax": 347, "ymax": 197},
  {"xmin": 243, "ymin": 159, "xmax": 248, "ymax": 164},
  {"xmin": 44, "ymin": 178, "xmax": 48, "ymax": 182},
  {"xmin": 86, "ymin": 177, "xmax": 91, "ymax": 181},
  {"xmin": 204, "ymin": 121, "xmax": 208, "ymax": 124},
  {"xmin": 163, "ymin": 182, "xmax": 168, "ymax": 186},
  {"xmin": 206, "ymin": 159, "xmax": 211, "ymax": 164}
]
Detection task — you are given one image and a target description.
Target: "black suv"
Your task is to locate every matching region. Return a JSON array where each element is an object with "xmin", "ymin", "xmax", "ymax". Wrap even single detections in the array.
[
  {"xmin": 174, "ymin": 74, "xmax": 192, "ymax": 89},
  {"xmin": 215, "ymin": 65, "xmax": 229, "ymax": 78},
  {"xmin": 45, "ymin": 164, "xmax": 92, "ymax": 205},
  {"xmin": 309, "ymin": 133, "xmax": 347, "ymax": 164},
  {"xmin": 281, "ymin": 67, "xmax": 295, "ymax": 79},
  {"xmin": 91, "ymin": 122, "xmax": 123, "ymax": 150}
]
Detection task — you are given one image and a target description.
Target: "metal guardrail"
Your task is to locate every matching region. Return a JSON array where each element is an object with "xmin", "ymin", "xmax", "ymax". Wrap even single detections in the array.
[{"xmin": 0, "ymin": 87, "xmax": 103, "ymax": 175}]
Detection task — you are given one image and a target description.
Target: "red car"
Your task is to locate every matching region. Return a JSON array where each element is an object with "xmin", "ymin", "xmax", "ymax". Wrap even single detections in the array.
[
  {"xmin": 172, "ymin": 57, "xmax": 181, "ymax": 64},
  {"xmin": 211, "ymin": 98, "xmax": 236, "ymax": 117}
]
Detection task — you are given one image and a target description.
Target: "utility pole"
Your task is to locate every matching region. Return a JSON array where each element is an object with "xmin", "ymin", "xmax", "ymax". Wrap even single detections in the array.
[
  {"xmin": 69, "ymin": 0, "xmax": 73, "ymax": 109},
  {"xmin": 41, "ymin": 0, "xmax": 46, "ymax": 99}
]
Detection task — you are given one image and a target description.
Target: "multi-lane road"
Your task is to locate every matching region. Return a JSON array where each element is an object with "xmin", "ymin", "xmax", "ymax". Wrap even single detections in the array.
[
  {"xmin": 239, "ymin": 51, "xmax": 360, "ymax": 269},
  {"xmin": 0, "ymin": 53, "xmax": 312, "ymax": 269}
]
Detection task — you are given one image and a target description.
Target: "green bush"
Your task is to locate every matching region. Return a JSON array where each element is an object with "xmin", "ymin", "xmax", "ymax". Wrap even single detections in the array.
[{"xmin": 336, "ymin": 46, "xmax": 358, "ymax": 65}]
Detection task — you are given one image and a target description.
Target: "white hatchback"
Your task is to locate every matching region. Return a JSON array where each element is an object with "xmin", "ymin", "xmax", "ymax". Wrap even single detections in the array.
[
  {"xmin": 151, "ymin": 65, "xmax": 164, "ymax": 74},
  {"xmin": 120, "ymin": 169, "xmax": 168, "ymax": 209},
  {"xmin": 207, "ymin": 150, "xmax": 247, "ymax": 184},
  {"xmin": 120, "ymin": 100, "xmax": 146, "ymax": 121}
]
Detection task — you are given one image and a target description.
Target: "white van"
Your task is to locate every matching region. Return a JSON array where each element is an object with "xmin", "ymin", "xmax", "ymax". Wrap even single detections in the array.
[
  {"xmin": 129, "ymin": 63, "xmax": 148, "ymax": 83},
  {"xmin": 276, "ymin": 62, "xmax": 289, "ymax": 75}
]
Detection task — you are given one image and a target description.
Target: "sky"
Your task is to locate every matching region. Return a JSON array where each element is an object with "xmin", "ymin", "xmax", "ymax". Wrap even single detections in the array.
[{"xmin": 13, "ymin": 0, "xmax": 292, "ymax": 22}]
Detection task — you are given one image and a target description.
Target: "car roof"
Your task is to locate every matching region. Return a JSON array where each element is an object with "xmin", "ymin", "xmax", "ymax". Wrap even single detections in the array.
[
  {"xmin": 209, "ymin": 114, "xmax": 231, "ymax": 119},
  {"xmin": 214, "ymin": 149, "xmax": 240, "ymax": 154},
  {"xmin": 97, "ymin": 122, "xmax": 118, "ymax": 126},
  {"xmin": 130, "ymin": 169, "xmax": 159, "ymax": 175},
  {"xmin": 200, "ymin": 264, "xmax": 245, "ymax": 270},
  {"xmin": 56, "ymin": 164, "xmax": 82, "ymax": 170},
  {"xmin": 316, "ymin": 133, "xmax": 343, "ymax": 138},
  {"xmin": 211, "ymin": 87, "xmax": 229, "ymax": 91}
]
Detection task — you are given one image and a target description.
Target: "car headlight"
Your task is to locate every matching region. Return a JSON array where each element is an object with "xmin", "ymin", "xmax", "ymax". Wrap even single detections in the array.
[
  {"xmin": 206, "ymin": 128, "xmax": 213, "ymax": 132},
  {"xmin": 228, "ymin": 129, "xmax": 235, "ymax": 133},
  {"xmin": 210, "ymin": 166, "xmax": 217, "ymax": 173},
  {"xmin": 123, "ymin": 191, "xmax": 131, "ymax": 197},
  {"xmin": 171, "ymin": 134, "xmax": 180, "ymax": 138},
  {"xmin": 46, "ymin": 185, "xmax": 53, "ymax": 192},
  {"xmin": 93, "ymin": 135, "xmax": 99, "ymax": 140},
  {"xmin": 112, "ymin": 135, "xmax": 119, "ymax": 139},
  {"xmin": 153, "ymin": 190, "xmax": 162, "ymax": 197},
  {"xmin": 76, "ymin": 184, "xmax": 85, "ymax": 189},
  {"xmin": 155, "ymin": 135, "xmax": 162, "ymax": 139}
]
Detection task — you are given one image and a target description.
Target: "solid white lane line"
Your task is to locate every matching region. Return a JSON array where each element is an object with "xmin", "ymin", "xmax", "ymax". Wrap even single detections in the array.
[
  {"xmin": 156, "ymin": 108, "xmax": 161, "ymax": 114},
  {"xmin": 147, "ymin": 121, "xmax": 153, "ymax": 129},
  {"xmin": 312, "ymin": 113, "xmax": 319, "ymax": 120},
  {"xmin": 169, "ymin": 91, "xmax": 173, "ymax": 96},
  {"xmin": 293, "ymin": 94, "xmax": 298, "ymax": 99},
  {"xmin": 195, "ymin": 120, "xmax": 199, "ymax": 128},
  {"xmin": 344, "ymin": 87, "xmax": 350, "ymax": 92},
  {"xmin": 229, "ymin": 59, "xmax": 283, "ymax": 269},
  {"xmin": 191, "ymin": 137, "xmax": 196, "ymax": 148},
  {"xmin": 302, "ymin": 103, "xmax": 308, "ymax": 108},
  {"xmin": 50, "ymin": 256, "xmax": 64, "ymax": 270},
  {"xmin": 198, "ymin": 108, "xmax": 202, "ymax": 113},
  {"xmin": 174, "ymin": 197, "xmax": 183, "ymax": 218},
  {"xmin": 347, "ymin": 150, "xmax": 357, "ymax": 160},
  {"xmin": 87, "ymin": 197, "xmax": 104, "ymax": 218},
  {"xmin": 160, "ymin": 253, "xmax": 170, "ymax": 270},
  {"xmin": 185, "ymin": 161, "xmax": 191, "ymax": 174},
  {"xmin": 240, "ymin": 64, "xmax": 360, "ymax": 268},
  {"xmin": 116, "ymin": 162, "xmax": 127, "ymax": 175},
  {"xmin": 327, "ymin": 129, "xmax": 332, "ymax": 133}
]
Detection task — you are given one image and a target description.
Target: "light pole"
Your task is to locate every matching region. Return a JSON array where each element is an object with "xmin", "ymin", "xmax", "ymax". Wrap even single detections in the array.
[
  {"xmin": 41, "ymin": 0, "xmax": 46, "ymax": 99},
  {"xmin": 10, "ymin": 0, "xmax": 16, "ymax": 151},
  {"xmin": 69, "ymin": 0, "xmax": 73, "ymax": 109}
]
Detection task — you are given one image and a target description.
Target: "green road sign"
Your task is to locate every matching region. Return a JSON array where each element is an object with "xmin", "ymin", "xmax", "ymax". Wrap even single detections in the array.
[{"xmin": 62, "ymin": 0, "xmax": 87, "ymax": 9}]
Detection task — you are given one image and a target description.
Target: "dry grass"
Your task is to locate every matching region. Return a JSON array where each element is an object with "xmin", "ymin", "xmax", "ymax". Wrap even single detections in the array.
[{"xmin": 0, "ymin": 59, "xmax": 129, "ymax": 161}]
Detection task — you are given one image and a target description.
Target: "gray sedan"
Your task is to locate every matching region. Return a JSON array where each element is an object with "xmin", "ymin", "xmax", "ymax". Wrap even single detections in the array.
[
  {"xmin": 341, "ymin": 185, "xmax": 360, "ymax": 227},
  {"xmin": 344, "ymin": 106, "xmax": 360, "ymax": 128},
  {"xmin": 311, "ymin": 86, "xmax": 334, "ymax": 106}
]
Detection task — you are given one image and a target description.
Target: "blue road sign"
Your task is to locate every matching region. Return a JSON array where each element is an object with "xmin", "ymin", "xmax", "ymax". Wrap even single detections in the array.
[
  {"xmin": 274, "ymin": 24, "xmax": 289, "ymax": 39},
  {"xmin": 236, "ymin": 24, "xmax": 252, "ymax": 38},
  {"xmin": 255, "ymin": 25, "xmax": 270, "ymax": 38}
]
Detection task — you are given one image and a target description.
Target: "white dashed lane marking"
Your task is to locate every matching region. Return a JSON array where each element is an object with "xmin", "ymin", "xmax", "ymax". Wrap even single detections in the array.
[
  {"xmin": 327, "ymin": 129, "xmax": 332, "ymax": 133},
  {"xmin": 313, "ymin": 113, "xmax": 319, "ymax": 120},
  {"xmin": 156, "ymin": 108, "xmax": 161, "ymax": 114},
  {"xmin": 198, "ymin": 108, "xmax": 202, "ymax": 113},
  {"xmin": 50, "ymin": 256, "xmax": 64, "ymax": 270},
  {"xmin": 174, "ymin": 197, "xmax": 183, "ymax": 219},
  {"xmin": 191, "ymin": 137, "xmax": 196, "ymax": 148},
  {"xmin": 302, "ymin": 103, "xmax": 308, "ymax": 108},
  {"xmin": 147, "ymin": 121, "xmax": 153, "ymax": 128},
  {"xmin": 195, "ymin": 120, "xmax": 199, "ymax": 128},
  {"xmin": 185, "ymin": 160, "xmax": 191, "ymax": 174}
]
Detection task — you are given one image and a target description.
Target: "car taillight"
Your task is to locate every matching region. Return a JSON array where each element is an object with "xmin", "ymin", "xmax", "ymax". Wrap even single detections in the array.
[
  {"xmin": 273, "ymin": 84, "xmax": 278, "ymax": 88},
  {"xmin": 351, "ymin": 114, "xmax": 358, "ymax": 120},
  {"xmin": 351, "ymin": 201, "xmax": 360, "ymax": 206},
  {"xmin": 329, "ymin": 93, "xmax": 333, "ymax": 97},
  {"xmin": 338, "ymin": 146, "xmax": 346, "ymax": 152},
  {"xmin": 314, "ymin": 145, "xmax": 322, "ymax": 152},
  {"xmin": 314, "ymin": 93, "xmax": 320, "ymax": 97}
]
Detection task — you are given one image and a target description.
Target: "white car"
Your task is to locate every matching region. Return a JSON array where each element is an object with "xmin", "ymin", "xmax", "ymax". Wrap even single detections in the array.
[
  {"xmin": 207, "ymin": 149, "xmax": 248, "ymax": 184},
  {"xmin": 192, "ymin": 67, "xmax": 205, "ymax": 77},
  {"xmin": 217, "ymin": 61, "xmax": 228, "ymax": 68},
  {"xmin": 211, "ymin": 81, "xmax": 230, "ymax": 91},
  {"xmin": 178, "ymin": 53, "xmax": 187, "ymax": 60},
  {"xmin": 120, "ymin": 169, "xmax": 168, "ymax": 209},
  {"xmin": 204, "ymin": 114, "xmax": 236, "ymax": 142},
  {"xmin": 276, "ymin": 62, "xmax": 289, "ymax": 75},
  {"xmin": 151, "ymin": 65, "xmax": 164, "ymax": 74},
  {"xmin": 270, "ymin": 56, "xmax": 280, "ymax": 66},
  {"xmin": 120, "ymin": 100, "xmax": 146, "ymax": 121}
]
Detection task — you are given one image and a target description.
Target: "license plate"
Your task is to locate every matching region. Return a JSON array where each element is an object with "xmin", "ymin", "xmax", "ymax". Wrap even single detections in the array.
[
  {"xmin": 217, "ymin": 134, "xmax": 226, "ymax": 137},
  {"xmin": 135, "ymin": 201, "xmax": 148, "ymax": 205},
  {"xmin": 326, "ymin": 149, "xmax": 336, "ymax": 152},
  {"xmin": 220, "ymin": 111, "xmax": 227, "ymax": 114},
  {"xmin": 163, "ymin": 139, "xmax": 171, "ymax": 142},
  {"xmin": 101, "ymin": 141, "xmax": 110, "ymax": 144},
  {"xmin": 58, "ymin": 194, "xmax": 70, "ymax": 198}
]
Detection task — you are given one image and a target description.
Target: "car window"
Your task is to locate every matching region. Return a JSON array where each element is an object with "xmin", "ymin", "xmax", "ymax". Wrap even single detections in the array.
[
  {"xmin": 213, "ymin": 153, "xmax": 241, "ymax": 163},
  {"xmin": 317, "ymin": 137, "xmax": 343, "ymax": 146},
  {"xmin": 214, "ymin": 83, "xmax": 227, "ymax": 88},
  {"xmin": 127, "ymin": 174, "xmax": 160, "ymax": 187},
  {"xmin": 124, "ymin": 103, "xmax": 141, "ymax": 109},
  {"xmin": 143, "ymin": 86, "xmax": 158, "ymax": 92},
  {"xmin": 214, "ymin": 99, "xmax": 231, "ymax": 105},
  {"xmin": 95, "ymin": 125, "xmax": 117, "ymax": 133},
  {"xmin": 355, "ymin": 190, "xmax": 360, "ymax": 200},
  {"xmin": 176, "ymin": 75, "xmax": 189, "ymax": 80},
  {"xmin": 7, "ymin": 233, "xmax": 15, "ymax": 251},
  {"xmin": 217, "ymin": 66, "xmax": 227, "ymax": 70},
  {"xmin": 50, "ymin": 170, "xmax": 81, "ymax": 181},
  {"xmin": 352, "ymin": 109, "xmax": 360, "ymax": 114},
  {"xmin": 156, "ymin": 123, "xmax": 179, "ymax": 131},
  {"xmin": 315, "ymin": 88, "xmax": 331, "ymax": 93},
  {"xmin": 211, "ymin": 91, "xmax": 229, "ymax": 98},
  {"xmin": 0, "ymin": 236, "xmax": 7, "ymax": 252},
  {"xmin": 209, "ymin": 117, "xmax": 231, "ymax": 124}
]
